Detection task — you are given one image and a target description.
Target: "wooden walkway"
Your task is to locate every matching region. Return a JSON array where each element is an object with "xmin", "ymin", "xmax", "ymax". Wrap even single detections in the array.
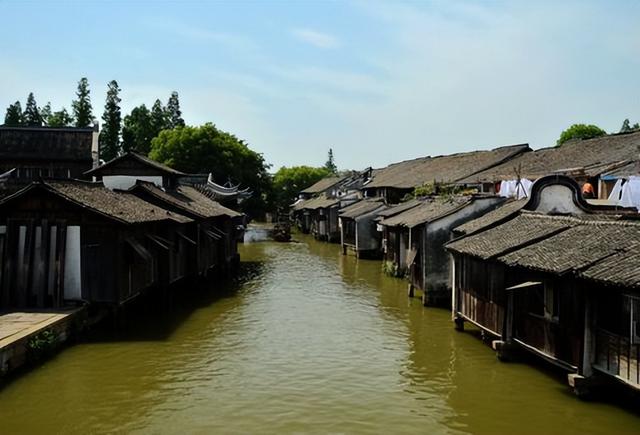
[
  {"xmin": 0, "ymin": 309, "xmax": 84, "ymax": 377},
  {"xmin": 0, "ymin": 311, "xmax": 76, "ymax": 350}
]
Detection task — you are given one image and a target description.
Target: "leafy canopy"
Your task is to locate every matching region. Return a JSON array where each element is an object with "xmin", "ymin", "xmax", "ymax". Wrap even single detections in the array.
[
  {"xmin": 149, "ymin": 123, "xmax": 271, "ymax": 217},
  {"xmin": 556, "ymin": 123, "xmax": 606, "ymax": 146},
  {"xmin": 272, "ymin": 166, "xmax": 331, "ymax": 211}
]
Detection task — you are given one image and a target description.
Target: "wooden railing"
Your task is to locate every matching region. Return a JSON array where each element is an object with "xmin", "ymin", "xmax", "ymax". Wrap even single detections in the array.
[{"xmin": 595, "ymin": 329, "xmax": 640, "ymax": 387}]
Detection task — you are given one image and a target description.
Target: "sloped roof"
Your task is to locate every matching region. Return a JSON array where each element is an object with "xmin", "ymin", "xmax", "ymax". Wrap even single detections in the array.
[
  {"xmin": 339, "ymin": 199, "xmax": 386, "ymax": 219},
  {"xmin": 457, "ymin": 131, "xmax": 640, "ymax": 184},
  {"xmin": 447, "ymin": 211, "xmax": 640, "ymax": 287},
  {"xmin": 85, "ymin": 152, "xmax": 185, "ymax": 176},
  {"xmin": 292, "ymin": 194, "xmax": 340, "ymax": 211},
  {"xmin": 375, "ymin": 199, "xmax": 423, "ymax": 220},
  {"xmin": 133, "ymin": 181, "xmax": 241, "ymax": 218},
  {"xmin": 379, "ymin": 196, "xmax": 472, "ymax": 228},
  {"xmin": 453, "ymin": 199, "xmax": 526, "ymax": 236},
  {"xmin": 446, "ymin": 213, "xmax": 574, "ymax": 259},
  {"xmin": 301, "ymin": 176, "xmax": 343, "ymax": 194},
  {"xmin": 0, "ymin": 126, "xmax": 93, "ymax": 161},
  {"xmin": 365, "ymin": 144, "xmax": 529, "ymax": 189},
  {"xmin": 2, "ymin": 180, "xmax": 193, "ymax": 224}
]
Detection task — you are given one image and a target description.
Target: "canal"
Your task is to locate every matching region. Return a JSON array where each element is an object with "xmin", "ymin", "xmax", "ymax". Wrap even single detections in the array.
[{"xmin": 0, "ymin": 235, "xmax": 638, "ymax": 434}]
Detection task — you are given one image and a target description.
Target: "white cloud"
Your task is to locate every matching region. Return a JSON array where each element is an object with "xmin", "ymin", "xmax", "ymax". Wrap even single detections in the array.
[{"xmin": 292, "ymin": 28, "xmax": 340, "ymax": 49}]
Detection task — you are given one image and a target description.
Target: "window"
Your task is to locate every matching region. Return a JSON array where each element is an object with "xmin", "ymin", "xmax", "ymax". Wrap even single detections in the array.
[
  {"xmin": 628, "ymin": 295, "xmax": 640, "ymax": 344},
  {"xmin": 544, "ymin": 282, "xmax": 560, "ymax": 321}
]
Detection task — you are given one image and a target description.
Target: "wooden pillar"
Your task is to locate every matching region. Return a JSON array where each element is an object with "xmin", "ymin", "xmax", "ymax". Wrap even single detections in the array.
[{"xmin": 581, "ymin": 291, "xmax": 595, "ymax": 377}]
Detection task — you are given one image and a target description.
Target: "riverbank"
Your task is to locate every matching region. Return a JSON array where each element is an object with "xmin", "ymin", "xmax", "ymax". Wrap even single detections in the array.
[{"xmin": 0, "ymin": 236, "xmax": 638, "ymax": 434}]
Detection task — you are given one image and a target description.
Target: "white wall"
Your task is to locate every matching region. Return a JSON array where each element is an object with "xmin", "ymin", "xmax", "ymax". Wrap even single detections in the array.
[
  {"xmin": 64, "ymin": 226, "xmax": 82, "ymax": 300},
  {"xmin": 102, "ymin": 175, "xmax": 163, "ymax": 190},
  {"xmin": 534, "ymin": 184, "xmax": 584, "ymax": 214}
]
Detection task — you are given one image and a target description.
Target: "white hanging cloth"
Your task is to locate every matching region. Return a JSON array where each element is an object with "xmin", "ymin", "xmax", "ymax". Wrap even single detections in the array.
[
  {"xmin": 619, "ymin": 176, "xmax": 640, "ymax": 211},
  {"xmin": 499, "ymin": 179, "xmax": 532, "ymax": 200},
  {"xmin": 607, "ymin": 179, "xmax": 624, "ymax": 203}
]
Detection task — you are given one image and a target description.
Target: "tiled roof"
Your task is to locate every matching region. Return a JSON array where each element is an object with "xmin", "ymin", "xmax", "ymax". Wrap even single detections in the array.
[
  {"xmin": 457, "ymin": 131, "xmax": 640, "ymax": 184},
  {"xmin": 375, "ymin": 199, "xmax": 422, "ymax": 219},
  {"xmin": 446, "ymin": 213, "xmax": 573, "ymax": 259},
  {"xmin": 0, "ymin": 126, "xmax": 93, "ymax": 161},
  {"xmin": 43, "ymin": 180, "xmax": 192, "ymax": 224},
  {"xmin": 339, "ymin": 199, "xmax": 386, "ymax": 219},
  {"xmin": 134, "ymin": 182, "xmax": 241, "ymax": 218},
  {"xmin": 365, "ymin": 144, "xmax": 529, "ymax": 189},
  {"xmin": 447, "ymin": 211, "xmax": 640, "ymax": 288},
  {"xmin": 85, "ymin": 152, "xmax": 185, "ymax": 176},
  {"xmin": 301, "ymin": 176, "xmax": 343, "ymax": 194},
  {"xmin": 453, "ymin": 199, "xmax": 526, "ymax": 236},
  {"xmin": 292, "ymin": 194, "xmax": 340, "ymax": 211},
  {"xmin": 379, "ymin": 196, "xmax": 472, "ymax": 228}
]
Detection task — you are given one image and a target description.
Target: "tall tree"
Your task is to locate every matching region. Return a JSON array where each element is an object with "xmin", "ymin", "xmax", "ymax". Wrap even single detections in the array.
[
  {"xmin": 4, "ymin": 101, "xmax": 23, "ymax": 126},
  {"xmin": 72, "ymin": 77, "xmax": 93, "ymax": 127},
  {"xmin": 556, "ymin": 124, "xmax": 606, "ymax": 146},
  {"xmin": 23, "ymin": 92, "xmax": 43, "ymax": 126},
  {"xmin": 324, "ymin": 148, "xmax": 337, "ymax": 174},
  {"xmin": 150, "ymin": 99, "xmax": 168, "ymax": 137},
  {"xmin": 40, "ymin": 102, "xmax": 52, "ymax": 125},
  {"xmin": 99, "ymin": 80, "xmax": 122, "ymax": 161},
  {"xmin": 122, "ymin": 104, "xmax": 153, "ymax": 154},
  {"xmin": 48, "ymin": 108, "xmax": 74, "ymax": 127},
  {"xmin": 166, "ymin": 91, "xmax": 185, "ymax": 128}
]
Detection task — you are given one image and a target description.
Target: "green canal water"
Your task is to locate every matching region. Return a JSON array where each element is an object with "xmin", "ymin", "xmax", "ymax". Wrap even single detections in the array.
[{"xmin": 1, "ymin": 235, "xmax": 639, "ymax": 434}]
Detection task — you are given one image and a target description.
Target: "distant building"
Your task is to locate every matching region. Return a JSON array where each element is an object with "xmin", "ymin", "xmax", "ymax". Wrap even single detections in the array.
[{"xmin": 0, "ymin": 126, "xmax": 97, "ymax": 191}]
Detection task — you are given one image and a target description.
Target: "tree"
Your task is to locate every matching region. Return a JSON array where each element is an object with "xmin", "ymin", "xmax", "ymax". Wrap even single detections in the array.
[
  {"xmin": 122, "ymin": 104, "xmax": 154, "ymax": 154},
  {"xmin": 40, "ymin": 102, "xmax": 52, "ymax": 125},
  {"xmin": 72, "ymin": 77, "xmax": 93, "ymax": 127},
  {"xmin": 166, "ymin": 91, "xmax": 185, "ymax": 128},
  {"xmin": 4, "ymin": 101, "xmax": 23, "ymax": 126},
  {"xmin": 23, "ymin": 92, "xmax": 43, "ymax": 126},
  {"xmin": 99, "ymin": 80, "xmax": 122, "ymax": 161},
  {"xmin": 324, "ymin": 148, "xmax": 337, "ymax": 174},
  {"xmin": 556, "ymin": 124, "xmax": 606, "ymax": 146},
  {"xmin": 272, "ymin": 166, "xmax": 331, "ymax": 211},
  {"xmin": 149, "ymin": 123, "xmax": 272, "ymax": 217},
  {"xmin": 620, "ymin": 118, "xmax": 639, "ymax": 133},
  {"xmin": 150, "ymin": 99, "xmax": 169, "ymax": 138},
  {"xmin": 48, "ymin": 108, "xmax": 74, "ymax": 127}
]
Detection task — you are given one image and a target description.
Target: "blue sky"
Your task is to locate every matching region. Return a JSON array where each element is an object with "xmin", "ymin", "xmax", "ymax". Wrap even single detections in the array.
[{"xmin": 1, "ymin": 0, "xmax": 639, "ymax": 171}]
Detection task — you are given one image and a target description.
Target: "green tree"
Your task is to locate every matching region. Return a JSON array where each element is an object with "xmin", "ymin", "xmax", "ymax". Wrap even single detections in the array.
[
  {"xmin": 72, "ymin": 77, "xmax": 93, "ymax": 127},
  {"xmin": 166, "ymin": 91, "xmax": 185, "ymax": 128},
  {"xmin": 150, "ymin": 99, "xmax": 168, "ymax": 138},
  {"xmin": 122, "ymin": 104, "xmax": 154, "ymax": 154},
  {"xmin": 324, "ymin": 148, "xmax": 337, "ymax": 174},
  {"xmin": 149, "ymin": 123, "xmax": 272, "ymax": 217},
  {"xmin": 4, "ymin": 101, "xmax": 23, "ymax": 126},
  {"xmin": 47, "ymin": 108, "xmax": 74, "ymax": 127},
  {"xmin": 272, "ymin": 166, "xmax": 330, "ymax": 211},
  {"xmin": 556, "ymin": 123, "xmax": 606, "ymax": 146},
  {"xmin": 99, "ymin": 80, "xmax": 122, "ymax": 161},
  {"xmin": 40, "ymin": 102, "xmax": 52, "ymax": 124},
  {"xmin": 23, "ymin": 92, "xmax": 42, "ymax": 126}
]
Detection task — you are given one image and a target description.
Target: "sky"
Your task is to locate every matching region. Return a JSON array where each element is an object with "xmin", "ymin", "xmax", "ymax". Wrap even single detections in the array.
[{"xmin": 1, "ymin": 0, "xmax": 639, "ymax": 171}]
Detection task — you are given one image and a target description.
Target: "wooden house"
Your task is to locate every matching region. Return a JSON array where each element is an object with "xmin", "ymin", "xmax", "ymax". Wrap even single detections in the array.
[
  {"xmin": 0, "ymin": 180, "xmax": 192, "ymax": 310},
  {"xmin": 292, "ymin": 171, "xmax": 371, "ymax": 239},
  {"xmin": 291, "ymin": 195, "xmax": 341, "ymax": 241},
  {"xmin": 446, "ymin": 175, "xmax": 640, "ymax": 395},
  {"xmin": 378, "ymin": 195, "xmax": 505, "ymax": 306},
  {"xmin": 362, "ymin": 144, "xmax": 530, "ymax": 202},
  {"xmin": 84, "ymin": 152, "xmax": 185, "ymax": 190},
  {"xmin": 338, "ymin": 199, "xmax": 388, "ymax": 258},
  {"xmin": 457, "ymin": 131, "xmax": 640, "ymax": 200},
  {"xmin": 0, "ymin": 126, "xmax": 97, "ymax": 191},
  {"xmin": 128, "ymin": 180, "xmax": 242, "ymax": 273}
]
